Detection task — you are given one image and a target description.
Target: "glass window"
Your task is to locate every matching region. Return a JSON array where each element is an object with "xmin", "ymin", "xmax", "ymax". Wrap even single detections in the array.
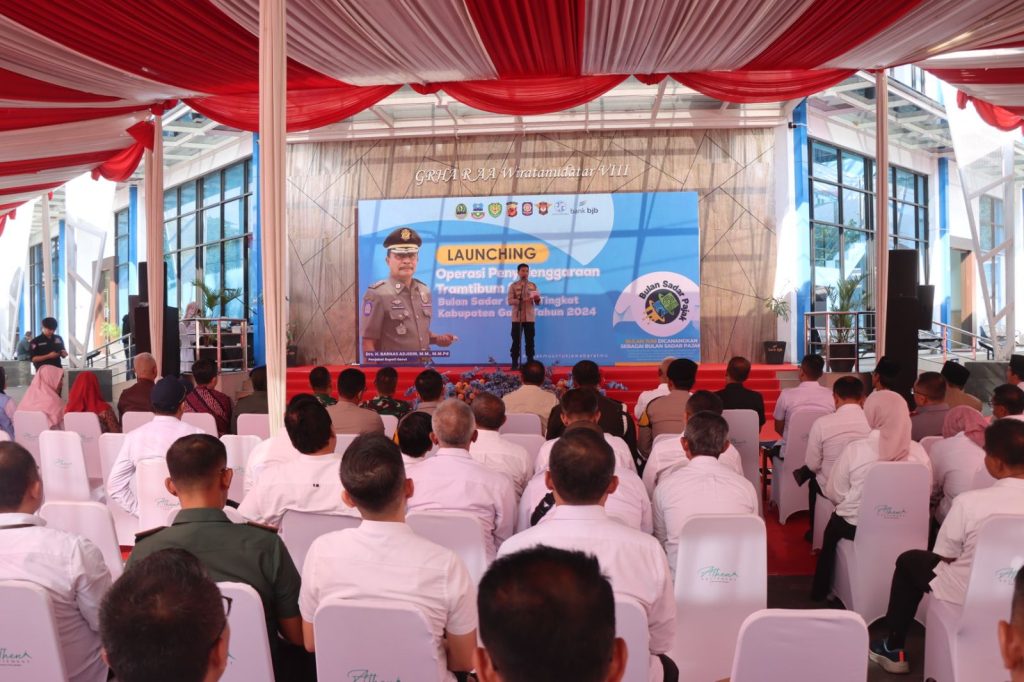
[
  {"xmin": 225, "ymin": 163, "xmax": 244, "ymax": 199},
  {"xmin": 842, "ymin": 190, "xmax": 866, "ymax": 229},
  {"xmin": 203, "ymin": 244, "xmax": 222, "ymax": 313},
  {"xmin": 163, "ymin": 190, "xmax": 177, "ymax": 220},
  {"xmin": 841, "ymin": 155, "xmax": 866, "ymax": 190},
  {"xmin": 246, "ymin": 158, "xmax": 255, "ymax": 194},
  {"xmin": 179, "ymin": 181, "xmax": 197, "ymax": 214},
  {"xmin": 224, "ymin": 238, "xmax": 245, "ymax": 319},
  {"xmin": 165, "ymin": 254, "xmax": 178, "ymax": 311},
  {"xmin": 811, "ymin": 181, "xmax": 839, "ymax": 224},
  {"xmin": 812, "ymin": 142, "xmax": 838, "ymax": 183},
  {"xmin": 224, "ymin": 199, "xmax": 244, "ymax": 239},
  {"xmin": 203, "ymin": 207, "xmax": 221, "ymax": 242},
  {"xmin": 164, "ymin": 220, "xmax": 178, "ymax": 253},
  {"xmin": 202, "ymin": 173, "xmax": 221, "ymax": 206},
  {"xmin": 180, "ymin": 213, "xmax": 197, "ymax": 250}
]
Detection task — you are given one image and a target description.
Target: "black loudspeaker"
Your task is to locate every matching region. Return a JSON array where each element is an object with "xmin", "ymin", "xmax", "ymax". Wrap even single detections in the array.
[
  {"xmin": 917, "ymin": 285, "xmax": 935, "ymax": 331},
  {"xmin": 138, "ymin": 261, "xmax": 148, "ymax": 302},
  {"xmin": 884, "ymin": 250, "xmax": 920, "ymax": 410},
  {"xmin": 131, "ymin": 304, "xmax": 180, "ymax": 377},
  {"xmin": 888, "ymin": 249, "xmax": 918, "ymax": 300}
]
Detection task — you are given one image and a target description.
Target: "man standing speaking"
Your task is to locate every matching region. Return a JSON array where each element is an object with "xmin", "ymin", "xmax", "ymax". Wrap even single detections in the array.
[{"xmin": 508, "ymin": 263, "xmax": 541, "ymax": 370}]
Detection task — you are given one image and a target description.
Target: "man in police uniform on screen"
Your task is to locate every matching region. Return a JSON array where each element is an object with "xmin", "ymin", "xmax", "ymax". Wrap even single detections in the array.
[
  {"xmin": 362, "ymin": 227, "xmax": 456, "ymax": 361},
  {"xmin": 30, "ymin": 317, "xmax": 67, "ymax": 370}
]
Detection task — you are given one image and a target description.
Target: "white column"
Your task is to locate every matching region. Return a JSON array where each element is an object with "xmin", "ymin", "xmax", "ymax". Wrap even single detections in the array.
[
  {"xmin": 874, "ymin": 70, "xmax": 889, "ymax": 357},
  {"xmin": 40, "ymin": 194, "xmax": 54, "ymax": 318},
  {"xmin": 144, "ymin": 115, "xmax": 165, "ymax": 375}
]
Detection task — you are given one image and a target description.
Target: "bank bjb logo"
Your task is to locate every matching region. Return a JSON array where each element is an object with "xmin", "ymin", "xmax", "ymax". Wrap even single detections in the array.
[
  {"xmin": 0, "ymin": 648, "xmax": 31, "ymax": 668},
  {"xmin": 613, "ymin": 271, "xmax": 700, "ymax": 338},
  {"xmin": 454, "ymin": 203, "xmax": 467, "ymax": 219},
  {"xmin": 471, "ymin": 203, "xmax": 485, "ymax": 219},
  {"xmin": 488, "ymin": 202, "xmax": 502, "ymax": 218}
]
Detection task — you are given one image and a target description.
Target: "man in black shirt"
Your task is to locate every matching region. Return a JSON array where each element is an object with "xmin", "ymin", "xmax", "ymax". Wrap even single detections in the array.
[
  {"xmin": 715, "ymin": 356, "xmax": 766, "ymax": 426},
  {"xmin": 29, "ymin": 317, "xmax": 67, "ymax": 370},
  {"xmin": 546, "ymin": 360, "xmax": 638, "ymax": 461}
]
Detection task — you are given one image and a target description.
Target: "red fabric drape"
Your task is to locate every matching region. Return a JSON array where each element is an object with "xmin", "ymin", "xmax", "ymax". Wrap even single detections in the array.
[
  {"xmin": 928, "ymin": 67, "xmax": 1024, "ymax": 86},
  {"xmin": 673, "ymin": 69, "xmax": 856, "ymax": 103},
  {"xmin": 417, "ymin": 75, "xmax": 626, "ymax": 115},
  {"xmin": 463, "ymin": 0, "xmax": 585, "ymax": 78},
  {"xmin": 0, "ymin": 66, "xmax": 119, "ymax": 103},
  {"xmin": 0, "ymin": 181, "xmax": 63, "ymax": 196},
  {"xmin": 91, "ymin": 143, "xmax": 145, "ymax": 182},
  {"xmin": 0, "ymin": 150, "xmax": 122, "ymax": 177},
  {"xmin": 0, "ymin": 213, "xmax": 7, "ymax": 237},
  {"xmin": 956, "ymin": 90, "xmax": 1024, "ymax": 132},
  {"xmin": 0, "ymin": 105, "xmax": 150, "ymax": 132}
]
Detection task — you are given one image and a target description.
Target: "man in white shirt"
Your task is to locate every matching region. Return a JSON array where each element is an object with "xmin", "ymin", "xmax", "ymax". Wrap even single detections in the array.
[
  {"xmin": 499, "ymin": 428, "xmax": 675, "ymax": 681},
  {"xmin": 107, "ymin": 376, "xmax": 204, "ymax": 516},
  {"xmin": 470, "ymin": 392, "xmax": 533, "ymax": 495},
  {"xmin": 519, "ymin": 464, "xmax": 652, "ymax": 534},
  {"xmin": 994, "ymin": 384, "xmax": 1024, "ymax": 421},
  {"xmin": 634, "ymin": 357, "xmax": 674, "ymax": 419},
  {"xmin": 244, "ymin": 394, "xmax": 322, "ymax": 495},
  {"xmin": 300, "ymin": 433, "xmax": 477, "ymax": 681},
  {"xmin": 772, "ymin": 353, "xmax": 834, "ymax": 444},
  {"xmin": 535, "ymin": 389, "xmax": 635, "ymax": 474},
  {"xmin": 238, "ymin": 397, "xmax": 349, "ymax": 526},
  {"xmin": 501, "ymin": 360, "xmax": 558, "ymax": 423},
  {"xmin": 1009, "ymin": 355, "xmax": 1024, "ymax": 392},
  {"xmin": 870, "ymin": 419, "xmax": 1024, "ymax": 674},
  {"xmin": 0, "ymin": 442, "xmax": 112, "ymax": 682},
  {"xmin": 999, "ymin": 569, "xmax": 1024, "ymax": 682},
  {"xmin": 653, "ymin": 412, "xmax": 759, "ymax": 575},
  {"xmin": 396, "ymin": 410, "xmax": 433, "ymax": 469},
  {"xmin": 408, "ymin": 399, "xmax": 517, "ymax": 560}
]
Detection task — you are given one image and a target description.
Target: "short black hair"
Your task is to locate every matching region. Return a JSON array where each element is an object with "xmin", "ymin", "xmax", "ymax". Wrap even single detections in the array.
[
  {"xmin": 915, "ymin": 372, "xmax": 947, "ymax": 401},
  {"xmin": 0, "ymin": 442, "xmax": 38, "ymax": 511},
  {"xmin": 832, "ymin": 375, "xmax": 865, "ymax": 401},
  {"xmin": 1012, "ymin": 568, "xmax": 1024, "ymax": 628},
  {"xmin": 166, "ymin": 435, "xmax": 226, "ymax": 489},
  {"xmin": 667, "ymin": 358, "xmax": 698, "ymax": 390},
  {"xmin": 415, "ymin": 369, "xmax": 445, "ymax": 401},
  {"xmin": 396, "ymin": 411, "xmax": 433, "ymax": 458},
  {"xmin": 874, "ymin": 356, "xmax": 901, "ymax": 389},
  {"xmin": 249, "ymin": 366, "xmax": 267, "ymax": 392},
  {"xmin": 521, "ymin": 360, "xmax": 545, "ymax": 386},
  {"xmin": 100, "ymin": 548, "xmax": 226, "ymax": 682},
  {"xmin": 992, "ymin": 384, "xmax": 1024, "ymax": 415},
  {"xmin": 801, "ymin": 354, "xmax": 825, "ymax": 380},
  {"xmin": 478, "ymin": 546, "xmax": 616, "ymax": 682},
  {"xmin": 190, "ymin": 359, "xmax": 218, "ymax": 386},
  {"xmin": 337, "ymin": 368, "xmax": 367, "ymax": 400},
  {"xmin": 683, "ymin": 411, "xmax": 730, "ymax": 457},
  {"xmin": 340, "ymin": 433, "xmax": 406, "ymax": 513},
  {"xmin": 685, "ymin": 389, "xmax": 724, "ymax": 417},
  {"xmin": 309, "ymin": 366, "xmax": 332, "ymax": 391},
  {"xmin": 0, "ymin": 367, "xmax": 6, "ymax": 394},
  {"xmin": 375, "ymin": 366, "xmax": 399, "ymax": 395},
  {"xmin": 550, "ymin": 429, "xmax": 615, "ymax": 504},
  {"xmin": 472, "ymin": 392, "xmax": 505, "ymax": 430},
  {"xmin": 985, "ymin": 418, "xmax": 1024, "ymax": 469},
  {"xmin": 284, "ymin": 394, "xmax": 333, "ymax": 454},
  {"xmin": 517, "ymin": 263, "xmax": 529, "ymax": 272},
  {"xmin": 41, "ymin": 317, "xmax": 57, "ymax": 330},
  {"xmin": 571, "ymin": 360, "xmax": 601, "ymax": 388},
  {"xmin": 560, "ymin": 388, "xmax": 599, "ymax": 419},
  {"xmin": 726, "ymin": 356, "xmax": 751, "ymax": 383}
]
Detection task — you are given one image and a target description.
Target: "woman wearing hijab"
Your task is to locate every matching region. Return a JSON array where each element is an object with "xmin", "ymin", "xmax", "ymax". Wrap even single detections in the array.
[
  {"xmin": 16, "ymin": 365, "xmax": 65, "ymax": 429},
  {"xmin": 811, "ymin": 390, "xmax": 930, "ymax": 600},
  {"xmin": 0, "ymin": 368, "xmax": 16, "ymax": 439},
  {"xmin": 180, "ymin": 300, "xmax": 202, "ymax": 373},
  {"xmin": 929, "ymin": 406, "xmax": 988, "ymax": 523},
  {"xmin": 64, "ymin": 371, "xmax": 121, "ymax": 434}
]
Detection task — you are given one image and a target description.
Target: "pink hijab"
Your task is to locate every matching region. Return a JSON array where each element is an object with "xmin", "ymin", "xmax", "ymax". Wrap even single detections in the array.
[
  {"xmin": 864, "ymin": 390, "xmax": 912, "ymax": 461},
  {"xmin": 18, "ymin": 365, "xmax": 65, "ymax": 427},
  {"xmin": 942, "ymin": 405, "xmax": 988, "ymax": 447}
]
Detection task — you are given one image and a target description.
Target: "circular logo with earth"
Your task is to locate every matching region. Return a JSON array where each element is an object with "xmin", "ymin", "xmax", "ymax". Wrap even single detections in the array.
[{"xmin": 643, "ymin": 288, "xmax": 682, "ymax": 325}]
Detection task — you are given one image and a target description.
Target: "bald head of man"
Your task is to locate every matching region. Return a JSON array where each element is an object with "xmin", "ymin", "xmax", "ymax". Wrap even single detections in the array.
[{"xmin": 133, "ymin": 352, "xmax": 158, "ymax": 381}]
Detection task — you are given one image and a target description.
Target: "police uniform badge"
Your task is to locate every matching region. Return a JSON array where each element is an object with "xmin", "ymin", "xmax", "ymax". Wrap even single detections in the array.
[
  {"xmin": 363, "ymin": 299, "xmax": 374, "ymax": 317},
  {"xmin": 401, "ymin": 228, "xmax": 411, "ymax": 241}
]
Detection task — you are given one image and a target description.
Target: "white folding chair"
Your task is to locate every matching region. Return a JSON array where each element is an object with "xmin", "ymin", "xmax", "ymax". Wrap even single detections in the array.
[
  {"xmin": 314, "ymin": 597, "xmax": 441, "ymax": 682},
  {"xmin": 333, "ymin": 433, "xmax": 358, "ymax": 454},
  {"xmin": 236, "ymin": 413, "xmax": 271, "ymax": 440},
  {"xmin": 499, "ymin": 412, "xmax": 543, "ymax": 436},
  {"xmin": 40, "ymin": 501, "xmax": 124, "ymax": 579},
  {"xmin": 616, "ymin": 596, "xmax": 651, "ymax": 682},
  {"xmin": 730, "ymin": 609, "xmax": 868, "ymax": 682},
  {"xmin": 652, "ymin": 432, "xmax": 681, "ymax": 447},
  {"xmin": 672, "ymin": 514, "xmax": 767, "ymax": 682},
  {"xmin": 221, "ymin": 434, "xmax": 261, "ymax": 503},
  {"xmin": 13, "ymin": 410, "xmax": 49, "ymax": 465},
  {"xmin": 121, "ymin": 411, "xmax": 155, "ymax": 433},
  {"xmin": 99, "ymin": 433, "xmax": 137, "ymax": 545},
  {"xmin": 61, "ymin": 412, "xmax": 103, "ymax": 480},
  {"xmin": 136, "ymin": 458, "xmax": 179, "ymax": 531},
  {"xmin": 381, "ymin": 414, "xmax": 399, "ymax": 439},
  {"xmin": 218, "ymin": 582, "xmax": 275, "ymax": 682},
  {"xmin": 812, "ymin": 493, "xmax": 836, "ymax": 552},
  {"xmin": 501, "ymin": 433, "xmax": 545, "ymax": 468},
  {"xmin": 39, "ymin": 431, "xmax": 94, "ymax": 502},
  {"xmin": 831, "ymin": 461, "xmax": 930, "ymax": 625},
  {"xmin": 924, "ymin": 514, "xmax": 1024, "ymax": 682},
  {"xmin": 0, "ymin": 581, "xmax": 70, "ymax": 681},
  {"xmin": 723, "ymin": 409, "xmax": 763, "ymax": 516},
  {"xmin": 182, "ymin": 411, "xmax": 218, "ymax": 435},
  {"xmin": 407, "ymin": 511, "xmax": 489, "ymax": 584},
  {"xmin": 0, "ymin": 431, "xmax": 7, "ymax": 441},
  {"xmin": 772, "ymin": 408, "xmax": 829, "ymax": 524},
  {"xmin": 279, "ymin": 510, "xmax": 362, "ymax": 573},
  {"xmin": 972, "ymin": 465, "xmax": 997, "ymax": 491},
  {"xmin": 918, "ymin": 435, "xmax": 942, "ymax": 454}
]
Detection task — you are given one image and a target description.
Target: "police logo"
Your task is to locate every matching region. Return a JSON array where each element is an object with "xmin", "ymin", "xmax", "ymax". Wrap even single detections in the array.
[
  {"xmin": 522, "ymin": 201, "xmax": 534, "ymax": 216},
  {"xmin": 506, "ymin": 201, "xmax": 518, "ymax": 217},
  {"xmin": 488, "ymin": 202, "xmax": 502, "ymax": 218},
  {"xmin": 363, "ymin": 300, "xmax": 374, "ymax": 317},
  {"xmin": 401, "ymin": 228, "xmax": 411, "ymax": 241},
  {"xmin": 538, "ymin": 201, "xmax": 549, "ymax": 215}
]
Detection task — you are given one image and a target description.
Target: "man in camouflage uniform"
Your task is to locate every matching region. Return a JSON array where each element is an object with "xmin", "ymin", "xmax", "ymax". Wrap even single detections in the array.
[{"xmin": 360, "ymin": 366, "xmax": 412, "ymax": 418}]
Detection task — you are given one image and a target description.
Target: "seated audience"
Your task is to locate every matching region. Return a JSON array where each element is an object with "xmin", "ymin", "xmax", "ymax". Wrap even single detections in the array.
[
  {"xmin": 407, "ymin": 399, "xmax": 516, "ymax": 560},
  {"xmin": 999, "ymin": 568, "xmax": 1024, "ymax": 682},
  {"xmin": 994, "ymin": 384, "xmax": 1024, "ymax": 421},
  {"xmin": 65, "ymin": 371, "xmax": 120, "ymax": 433},
  {"xmin": 16, "ymin": 364, "xmax": 64, "ymax": 428},
  {"xmin": 244, "ymin": 395, "xmax": 312, "ymax": 495},
  {"xmin": 308, "ymin": 366, "xmax": 336, "ymax": 406},
  {"xmin": 100, "ymin": 548, "xmax": 229, "ymax": 682},
  {"xmin": 653, "ymin": 412, "xmax": 759, "ymax": 575},
  {"xmin": 117, "ymin": 352, "xmax": 157, "ymax": 419},
  {"xmin": 634, "ymin": 357, "xmax": 674, "ymax": 420},
  {"xmin": 911, "ymin": 371, "xmax": 950, "ymax": 441},
  {"xmin": 1010, "ymin": 355, "xmax": 1024, "ymax": 392},
  {"xmin": 231, "ymin": 366, "xmax": 268, "ymax": 433},
  {"xmin": 397, "ymin": 410, "xmax": 434, "ymax": 468},
  {"xmin": 930, "ymin": 406, "xmax": 988, "ymax": 524},
  {"xmin": 474, "ymin": 546, "xmax": 627, "ymax": 682},
  {"xmin": 470, "ymin": 392, "xmax": 533, "ymax": 495},
  {"xmin": 183, "ymin": 359, "xmax": 233, "ymax": 437},
  {"xmin": 811, "ymin": 391, "xmax": 930, "ymax": 600},
  {"xmin": 499, "ymin": 429, "xmax": 677, "ymax": 682},
  {"xmin": 108, "ymin": 377, "xmax": 204, "ymax": 516},
  {"xmin": 326, "ymin": 368, "xmax": 385, "ymax": 435},
  {"xmin": 941, "ymin": 360, "xmax": 982, "ymax": 412},
  {"xmin": 870, "ymin": 419, "xmax": 1024, "ymax": 673},
  {"xmin": 360, "ymin": 366, "xmax": 412, "ymax": 418},
  {"xmin": 535, "ymin": 389, "xmax": 634, "ymax": 474},
  {"xmin": 0, "ymin": 442, "xmax": 112, "ymax": 682},
  {"xmin": 0, "ymin": 367, "xmax": 16, "ymax": 439},
  {"xmin": 715, "ymin": 356, "xmax": 766, "ymax": 426},
  {"xmin": 414, "ymin": 369, "xmax": 446, "ymax": 414},
  {"xmin": 239, "ymin": 397, "xmax": 348, "ymax": 526},
  {"xmin": 872, "ymin": 355, "xmax": 902, "ymax": 392},
  {"xmin": 638, "ymin": 358, "xmax": 698, "ymax": 455},
  {"xmin": 501, "ymin": 360, "xmax": 558, "ymax": 424},
  {"xmin": 773, "ymin": 354, "xmax": 833, "ymax": 445},
  {"xmin": 546, "ymin": 361, "xmax": 637, "ymax": 459},
  {"xmin": 128, "ymin": 434, "xmax": 306, "ymax": 679},
  {"xmin": 299, "ymin": 433, "xmax": 476, "ymax": 680}
]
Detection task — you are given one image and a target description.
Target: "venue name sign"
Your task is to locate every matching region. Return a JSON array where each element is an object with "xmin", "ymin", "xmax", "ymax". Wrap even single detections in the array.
[{"xmin": 414, "ymin": 163, "xmax": 632, "ymax": 186}]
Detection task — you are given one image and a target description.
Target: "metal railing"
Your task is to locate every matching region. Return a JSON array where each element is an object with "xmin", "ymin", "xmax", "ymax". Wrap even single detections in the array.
[
  {"xmin": 930, "ymin": 321, "xmax": 983, "ymax": 362},
  {"xmin": 803, "ymin": 310, "xmax": 872, "ymax": 372},
  {"xmin": 182, "ymin": 317, "xmax": 250, "ymax": 373},
  {"xmin": 86, "ymin": 333, "xmax": 134, "ymax": 381}
]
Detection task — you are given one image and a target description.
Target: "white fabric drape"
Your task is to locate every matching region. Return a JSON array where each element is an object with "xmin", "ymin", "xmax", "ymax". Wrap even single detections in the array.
[
  {"xmin": 0, "ymin": 113, "xmax": 147, "ymax": 163},
  {"xmin": 260, "ymin": 0, "xmax": 287, "ymax": 435},
  {"xmin": 41, "ymin": 194, "xmax": 53, "ymax": 318},
  {"xmin": 0, "ymin": 166, "xmax": 101, "ymax": 192},
  {"xmin": 144, "ymin": 115, "xmax": 164, "ymax": 376},
  {"xmin": 874, "ymin": 70, "xmax": 888, "ymax": 356}
]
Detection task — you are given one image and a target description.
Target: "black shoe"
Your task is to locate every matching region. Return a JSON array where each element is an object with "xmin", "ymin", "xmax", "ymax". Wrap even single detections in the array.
[{"xmin": 510, "ymin": 363, "xmax": 519, "ymax": 371}]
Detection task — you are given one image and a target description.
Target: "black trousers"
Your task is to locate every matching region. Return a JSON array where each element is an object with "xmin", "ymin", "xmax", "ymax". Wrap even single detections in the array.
[
  {"xmin": 808, "ymin": 476, "xmax": 823, "ymax": 535},
  {"xmin": 510, "ymin": 321, "xmax": 535, "ymax": 365},
  {"xmin": 811, "ymin": 513, "xmax": 857, "ymax": 600},
  {"xmin": 658, "ymin": 653, "xmax": 680, "ymax": 682},
  {"xmin": 882, "ymin": 550, "xmax": 941, "ymax": 648}
]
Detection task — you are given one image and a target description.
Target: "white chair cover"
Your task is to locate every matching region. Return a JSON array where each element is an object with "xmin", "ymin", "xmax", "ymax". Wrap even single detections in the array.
[
  {"xmin": 182, "ymin": 411, "xmax": 218, "ymax": 435},
  {"xmin": 136, "ymin": 458, "xmax": 179, "ymax": 531},
  {"xmin": 0, "ymin": 581, "xmax": 69, "ymax": 681},
  {"xmin": 121, "ymin": 411, "xmax": 155, "ymax": 433},
  {"xmin": 652, "ymin": 432, "xmax": 681, "ymax": 447},
  {"xmin": 218, "ymin": 582, "xmax": 275, "ymax": 682},
  {"xmin": 221, "ymin": 434, "xmax": 261, "ymax": 503},
  {"xmin": 61, "ymin": 412, "xmax": 103, "ymax": 480},
  {"xmin": 40, "ymin": 501, "xmax": 123, "ymax": 579},
  {"xmin": 773, "ymin": 408, "xmax": 830, "ymax": 524},
  {"xmin": 730, "ymin": 609, "xmax": 868, "ymax": 682},
  {"xmin": 381, "ymin": 414, "xmax": 399, "ymax": 439},
  {"xmin": 499, "ymin": 412, "xmax": 543, "ymax": 436},
  {"xmin": 314, "ymin": 597, "xmax": 441, "ymax": 682},
  {"xmin": 918, "ymin": 435, "xmax": 943, "ymax": 454},
  {"xmin": 672, "ymin": 514, "xmax": 767, "ymax": 682},
  {"xmin": 924, "ymin": 514, "xmax": 1024, "ymax": 682},
  {"xmin": 333, "ymin": 433, "xmax": 358, "ymax": 454},
  {"xmin": 236, "ymin": 413, "xmax": 271, "ymax": 440},
  {"xmin": 723, "ymin": 409, "xmax": 763, "ymax": 516},
  {"xmin": 12, "ymin": 410, "xmax": 49, "ymax": 465},
  {"xmin": 616, "ymin": 596, "xmax": 651, "ymax": 682},
  {"xmin": 812, "ymin": 493, "xmax": 836, "ymax": 552},
  {"xmin": 501, "ymin": 433, "xmax": 545, "ymax": 467},
  {"xmin": 98, "ymin": 432, "xmax": 137, "ymax": 546},
  {"xmin": 407, "ymin": 511, "xmax": 489, "ymax": 584},
  {"xmin": 279, "ymin": 510, "xmax": 362, "ymax": 573},
  {"xmin": 39, "ymin": 430, "xmax": 93, "ymax": 502},
  {"xmin": 832, "ymin": 461, "xmax": 930, "ymax": 625},
  {"xmin": 971, "ymin": 465, "xmax": 997, "ymax": 491}
]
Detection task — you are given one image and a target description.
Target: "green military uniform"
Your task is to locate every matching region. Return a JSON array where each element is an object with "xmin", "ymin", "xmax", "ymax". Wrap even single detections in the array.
[
  {"xmin": 360, "ymin": 395, "xmax": 412, "ymax": 418},
  {"xmin": 362, "ymin": 276, "xmax": 435, "ymax": 353},
  {"xmin": 314, "ymin": 392, "xmax": 338, "ymax": 407}
]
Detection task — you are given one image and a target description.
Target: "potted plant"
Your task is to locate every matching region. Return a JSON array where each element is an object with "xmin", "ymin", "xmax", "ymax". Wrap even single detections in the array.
[
  {"xmin": 824, "ymin": 274, "xmax": 868, "ymax": 373},
  {"xmin": 763, "ymin": 296, "xmax": 789, "ymax": 364}
]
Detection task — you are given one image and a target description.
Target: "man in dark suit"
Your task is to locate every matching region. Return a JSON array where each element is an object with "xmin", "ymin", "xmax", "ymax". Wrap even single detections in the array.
[
  {"xmin": 715, "ymin": 356, "xmax": 765, "ymax": 427},
  {"xmin": 546, "ymin": 360, "xmax": 637, "ymax": 460}
]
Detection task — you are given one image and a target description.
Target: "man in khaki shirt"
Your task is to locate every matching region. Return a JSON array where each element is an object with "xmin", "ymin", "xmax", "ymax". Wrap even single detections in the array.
[
  {"xmin": 502, "ymin": 361, "xmax": 558, "ymax": 423},
  {"xmin": 941, "ymin": 361, "xmax": 983, "ymax": 412},
  {"xmin": 508, "ymin": 263, "xmax": 541, "ymax": 370},
  {"xmin": 638, "ymin": 358, "xmax": 698, "ymax": 456},
  {"xmin": 326, "ymin": 368, "xmax": 385, "ymax": 435}
]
